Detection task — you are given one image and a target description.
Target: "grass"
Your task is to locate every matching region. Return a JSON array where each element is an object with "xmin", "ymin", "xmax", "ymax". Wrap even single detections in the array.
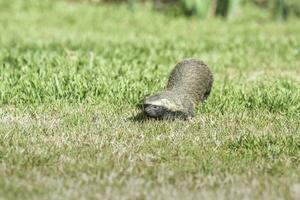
[{"xmin": 0, "ymin": 0, "xmax": 300, "ymax": 199}]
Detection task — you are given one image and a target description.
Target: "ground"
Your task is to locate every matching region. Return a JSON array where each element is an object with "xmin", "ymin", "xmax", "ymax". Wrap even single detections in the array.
[{"xmin": 0, "ymin": 0, "xmax": 300, "ymax": 199}]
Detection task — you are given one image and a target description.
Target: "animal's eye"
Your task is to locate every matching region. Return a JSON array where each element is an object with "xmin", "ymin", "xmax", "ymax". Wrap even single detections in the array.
[{"xmin": 152, "ymin": 105, "xmax": 158, "ymax": 109}]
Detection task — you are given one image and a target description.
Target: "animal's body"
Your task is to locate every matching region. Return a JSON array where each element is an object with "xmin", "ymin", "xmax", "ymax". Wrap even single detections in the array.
[{"xmin": 143, "ymin": 58, "xmax": 213, "ymax": 120}]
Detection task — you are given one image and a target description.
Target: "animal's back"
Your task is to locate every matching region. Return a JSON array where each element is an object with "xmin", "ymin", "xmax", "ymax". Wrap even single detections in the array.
[{"xmin": 166, "ymin": 59, "xmax": 213, "ymax": 103}]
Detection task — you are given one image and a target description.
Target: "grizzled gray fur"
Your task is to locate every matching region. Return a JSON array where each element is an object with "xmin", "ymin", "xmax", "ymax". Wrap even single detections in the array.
[{"xmin": 143, "ymin": 58, "xmax": 213, "ymax": 120}]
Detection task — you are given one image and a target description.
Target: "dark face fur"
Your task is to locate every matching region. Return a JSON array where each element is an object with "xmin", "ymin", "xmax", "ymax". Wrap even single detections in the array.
[
  {"xmin": 142, "ymin": 93, "xmax": 194, "ymax": 120},
  {"xmin": 143, "ymin": 103, "xmax": 192, "ymax": 120},
  {"xmin": 143, "ymin": 104, "xmax": 167, "ymax": 119}
]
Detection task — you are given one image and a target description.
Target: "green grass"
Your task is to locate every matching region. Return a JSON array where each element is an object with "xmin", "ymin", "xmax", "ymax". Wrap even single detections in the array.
[{"xmin": 0, "ymin": 0, "xmax": 300, "ymax": 199}]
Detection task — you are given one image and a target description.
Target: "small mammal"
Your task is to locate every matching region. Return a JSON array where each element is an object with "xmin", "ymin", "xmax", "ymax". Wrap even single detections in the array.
[{"xmin": 143, "ymin": 58, "xmax": 213, "ymax": 120}]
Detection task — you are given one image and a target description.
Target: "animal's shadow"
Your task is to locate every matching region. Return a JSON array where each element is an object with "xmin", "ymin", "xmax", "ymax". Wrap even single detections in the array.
[
  {"xmin": 127, "ymin": 111, "xmax": 191, "ymax": 123},
  {"xmin": 127, "ymin": 112, "xmax": 154, "ymax": 123},
  {"xmin": 127, "ymin": 103, "xmax": 191, "ymax": 123}
]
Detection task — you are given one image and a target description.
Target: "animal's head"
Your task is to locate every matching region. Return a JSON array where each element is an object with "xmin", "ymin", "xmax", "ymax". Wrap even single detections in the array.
[{"xmin": 142, "ymin": 93, "xmax": 182, "ymax": 119}]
